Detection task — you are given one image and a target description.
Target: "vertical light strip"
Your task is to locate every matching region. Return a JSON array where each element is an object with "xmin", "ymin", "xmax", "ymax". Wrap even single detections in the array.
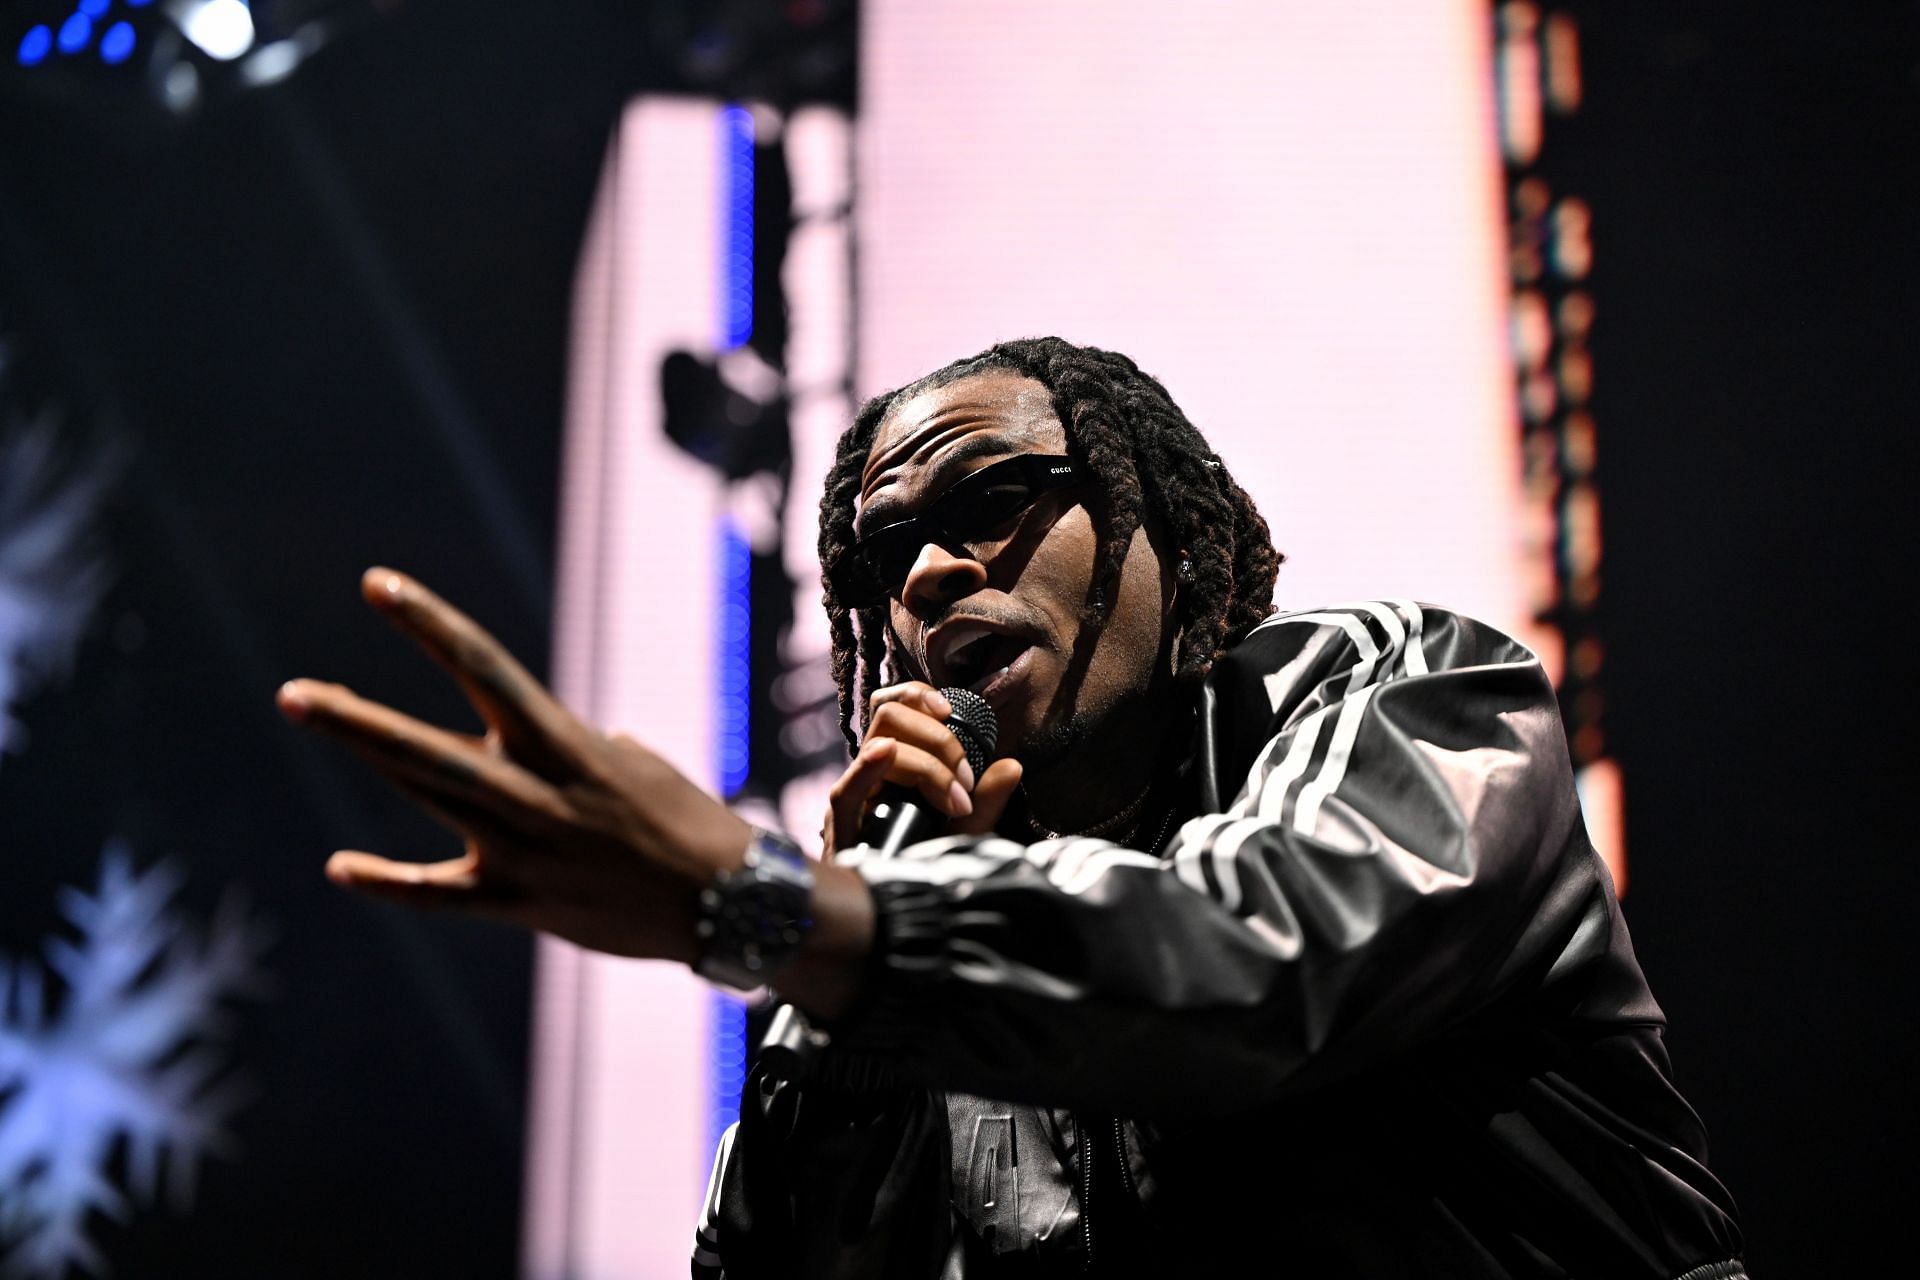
[
  {"xmin": 708, "ymin": 101, "xmax": 755, "ymax": 1170},
  {"xmin": 707, "ymin": 517, "xmax": 751, "ymax": 1159},
  {"xmin": 527, "ymin": 97, "xmax": 722, "ymax": 1280},
  {"xmin": 1496, "ymin": 4, "xmax": 1625, "ymax": 891},
  {"xmin": 719, "ymin": 104, "xmax": 756, "ymax": 351}
]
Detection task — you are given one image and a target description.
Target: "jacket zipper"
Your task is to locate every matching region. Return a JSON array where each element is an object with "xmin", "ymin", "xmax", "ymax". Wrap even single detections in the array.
[
  {"xmin": 1080, "ymin": 1116, "xmax": 1140, "ymax": 1274},
  {"xmin": 1078, "ymin": 1113, "xmax": 1095, "ymax": 1272}
]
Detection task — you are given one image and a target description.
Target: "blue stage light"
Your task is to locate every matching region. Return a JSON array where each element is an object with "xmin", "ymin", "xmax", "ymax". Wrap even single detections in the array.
[
  {"xmin": 127, "ymin": 0, "xmax": 154, "ymax": 6},
  {"xmin": 57, "ymin": 13, "xmax": 93, "ymax": 53},
  {"xmin": 715, "ymin": 521, "xmax": 752, "ymax": 797},
  {"xmin": 719, "ymin": 105, "xmax": 755, "ymax": 351},
  {"xmin": 79, "ymin": 0, "xmax": 110, "ymax": 18},
  {"xmin": 17, "ymin": 25, "xmax": 53, "ymax": 65},
  {"xmin": 100, "ymin": 20, "xmax": 134, "ymax": 63}
]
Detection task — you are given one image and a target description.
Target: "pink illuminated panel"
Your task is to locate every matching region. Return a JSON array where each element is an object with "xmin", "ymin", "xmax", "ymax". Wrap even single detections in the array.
[
  {"xmin": 858, "ymin": 0, "xmax": 1529, "ymax": 629},
  {"xmin": 525, "ymin": 98, "xmax": 723, "ymax": 1280}
]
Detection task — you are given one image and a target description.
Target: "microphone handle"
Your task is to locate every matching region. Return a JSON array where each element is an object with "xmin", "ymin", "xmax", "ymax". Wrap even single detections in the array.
[{"xmin": 862, "ymin": 788, "xmax": 950, "ymax": 860}]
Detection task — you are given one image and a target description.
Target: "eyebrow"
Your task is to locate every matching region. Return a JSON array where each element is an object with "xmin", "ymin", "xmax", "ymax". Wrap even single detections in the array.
[{"xmin": 856, "ymin": 434, "xmax": 1021, "ymax": 532}]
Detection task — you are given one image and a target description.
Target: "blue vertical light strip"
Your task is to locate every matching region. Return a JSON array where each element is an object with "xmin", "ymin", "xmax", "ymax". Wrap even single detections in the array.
[
  {"xmin": 709, "ymin": 102, "xmax": 756, "ymax": 1162},
  {"xmin": 715, "ymin": 521, "xmax": 753, "ymax": 800},
  {"xmin": 709, "ymin": 521, "xmax": 752, "ymax": 1156},
  {"xmin": 718, "ymin": 104, "xmax": 756, "ymax": 350}
]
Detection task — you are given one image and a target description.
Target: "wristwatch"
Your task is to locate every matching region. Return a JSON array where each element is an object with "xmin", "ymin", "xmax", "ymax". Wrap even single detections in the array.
[{"xmin": 694, "ymin": 827, "xmax": 815, "ymax": 990}]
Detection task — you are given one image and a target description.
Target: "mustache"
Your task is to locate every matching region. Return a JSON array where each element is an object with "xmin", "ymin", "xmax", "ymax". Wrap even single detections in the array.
[
  {"xmin": 893, "ymin": 600, "xmax": 1038, "ymax": 682},
  {"xmin": 918, "ymin": 599, "xmax": 1032, "ymax": 636}
]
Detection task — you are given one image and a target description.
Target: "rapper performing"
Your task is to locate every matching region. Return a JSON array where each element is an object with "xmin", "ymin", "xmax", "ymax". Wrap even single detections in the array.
[
  {"xmin": 279, "ymin": 338, "xmax": 1745, "ymax": 1277},
  {"xmin": 34, "ymin": 2, "xmax": 1914, "ymax": 1275}
]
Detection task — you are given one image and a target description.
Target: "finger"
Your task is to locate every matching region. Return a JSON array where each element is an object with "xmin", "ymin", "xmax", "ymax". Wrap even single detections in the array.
[
  {"xmin": 951, "ymin": 757, "xmax": 1022, "ymax": 836},
  {"xmin": 325, "ymin": 849, "xmax": 487, "ymax": 908},
  {"xmin": 279, "ymin": 678, "xmax": 567, "ymax": 832},
  {"xmin": 867, "ymin": 700, "xmax": 974, "ymax": 790},
  {"xmin": 323, "ymin": 851, "xmax": 538, "ymax": 934},
  {"xmin": 867, "ymin": 682, "xmax": 952, "ymax": 720},
  {"xmin": 826, "ymin": 738, "xmax": 898, "ymax": 858},
  {"xmin": 870, "ymin": 739, "xmax": 972, "ymax": 818},
  {"xmin": 361, "ymin": 568, "xmax": 589, "ymax": 773}
]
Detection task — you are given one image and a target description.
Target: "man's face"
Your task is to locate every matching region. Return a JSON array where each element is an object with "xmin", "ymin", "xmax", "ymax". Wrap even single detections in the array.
[{"xmin": 857, "ymin": 371, "xmax": 1177, "ymax": 763}]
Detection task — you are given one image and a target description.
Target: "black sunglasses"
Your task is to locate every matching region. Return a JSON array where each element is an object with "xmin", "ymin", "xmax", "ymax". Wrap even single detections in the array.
[{"xmin": 830, "ymin": 453, "xmax": 1082, "ymax": 607}]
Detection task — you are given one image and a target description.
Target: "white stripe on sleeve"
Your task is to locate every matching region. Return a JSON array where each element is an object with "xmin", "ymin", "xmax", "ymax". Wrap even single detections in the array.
[
  {"xmin": 1292, "ymin": 684, "xmax": 1380, "ymax": 834},
  {"xmin": 1385, "ymin": 598, "xmax": 1429, "ymax": 676}
]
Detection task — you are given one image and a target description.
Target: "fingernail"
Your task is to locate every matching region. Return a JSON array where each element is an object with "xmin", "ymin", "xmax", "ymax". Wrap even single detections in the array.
[
  {"xmin": 366, "ymin": 567, "xmax": 405, "ymax": 609},
  {"xmin": 277, "ymin": 681, "xmax": 311, "ymax": 722},
  {"xmin": 957, "ymin": 758, "xmax": 976, "ymax": 791},
  {"xmin": 948, "ymin": 780, "xmax": 972, "ymax": 817},
  {"xmin": 932, "ymin": 690, "xmax": 953, "ymax": 717}
]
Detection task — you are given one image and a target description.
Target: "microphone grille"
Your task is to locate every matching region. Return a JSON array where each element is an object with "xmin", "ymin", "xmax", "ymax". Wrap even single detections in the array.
[{"xmin": 939, "ymin": 686, "xmax": 999, "ymax": 780}]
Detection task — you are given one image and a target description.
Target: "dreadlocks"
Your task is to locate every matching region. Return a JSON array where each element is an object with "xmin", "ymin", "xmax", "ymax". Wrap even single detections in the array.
[{"xmin": 818, "ymin": 336, "xmax": 1282, "ymax": 754}]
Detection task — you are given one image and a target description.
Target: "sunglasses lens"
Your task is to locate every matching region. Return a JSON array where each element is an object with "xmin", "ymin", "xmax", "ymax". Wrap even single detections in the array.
[
  {"xmin": 835, "ymin": 457, "xmax": 1072, "ymax": 606},
  {"xmin": 949, "ymin": 481, "xmax": 1038, "ymax": 535}
]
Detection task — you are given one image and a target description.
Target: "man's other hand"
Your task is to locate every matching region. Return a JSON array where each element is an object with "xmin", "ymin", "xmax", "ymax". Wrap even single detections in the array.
[{"xmin": 822, "ymin": 681, "xmax": 1023, "ymax": 859}]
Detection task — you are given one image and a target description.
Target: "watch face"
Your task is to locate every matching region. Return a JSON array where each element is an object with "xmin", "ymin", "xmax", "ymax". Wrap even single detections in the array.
[{"xmin": 696, "ymin": 831, "xmax": 815, "ymax": 988}]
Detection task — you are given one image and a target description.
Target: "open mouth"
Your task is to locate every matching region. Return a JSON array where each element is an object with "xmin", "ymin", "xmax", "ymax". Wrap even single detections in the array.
[{"xmin": 943, "ymin": 630, "xmax": 1034, "ymax": 695}]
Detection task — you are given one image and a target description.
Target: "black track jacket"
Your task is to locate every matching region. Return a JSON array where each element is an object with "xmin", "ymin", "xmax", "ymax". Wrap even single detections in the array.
[{"xmin": 697, "ymin": 603, "xmax": 1746, "ymax": 1279}]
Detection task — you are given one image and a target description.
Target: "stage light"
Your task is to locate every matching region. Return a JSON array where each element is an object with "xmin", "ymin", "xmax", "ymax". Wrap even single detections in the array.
[
  {"xmin": 16, "ymin": 24, "xmax": 52, "ymax": 65},
  {"xmin": 78, "ymin": 0, "xmax": 109, "ymax": 17},
  {"xmin": 99, "ymin": 20, "xmax": 134, "ymax": 64},
  {"xmin": 168, "ymin": 0, "xmax": 253, "ymax": 61},
  {"xmin": 56, "ymin": 12, "xmax": 92, "ymax": 54}
]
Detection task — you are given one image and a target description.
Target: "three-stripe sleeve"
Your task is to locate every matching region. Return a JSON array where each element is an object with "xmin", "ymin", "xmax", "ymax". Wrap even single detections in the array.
[{"xmin": 833, "ymin": 604, "xmax": 1610, "ymax": 1116}]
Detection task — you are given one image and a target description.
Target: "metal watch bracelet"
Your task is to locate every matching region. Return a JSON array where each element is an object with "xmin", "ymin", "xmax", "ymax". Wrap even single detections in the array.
[{"xmin": 693, "ymin": 827, "xmax": 814, "ymax": 990}]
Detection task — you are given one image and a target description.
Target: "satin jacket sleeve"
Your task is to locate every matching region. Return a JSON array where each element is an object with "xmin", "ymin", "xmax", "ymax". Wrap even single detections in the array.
[{"xmin": 831, "ymin": 602, "xmax": 1655, "ymax": 1117}]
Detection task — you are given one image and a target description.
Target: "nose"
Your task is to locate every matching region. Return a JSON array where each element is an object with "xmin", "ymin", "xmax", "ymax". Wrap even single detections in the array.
[{"xmin": 901, "ymin": 540, "xmax": 988, "ymax": 618}]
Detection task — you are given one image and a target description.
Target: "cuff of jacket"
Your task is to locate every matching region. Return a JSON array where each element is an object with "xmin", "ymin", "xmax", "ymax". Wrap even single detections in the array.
[{"xmin": 794, "ymin": 877, "xmax": 960, "ymax": 1089}]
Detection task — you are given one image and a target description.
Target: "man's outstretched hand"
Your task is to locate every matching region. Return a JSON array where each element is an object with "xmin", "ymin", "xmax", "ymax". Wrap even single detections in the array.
[
  {"xmin": 277, "ymin": 567, "xmax": 754, "ymax": 963},
  {"xmin": 280, "ymin": 568, "xmax": 873, "ymax": 1016}
]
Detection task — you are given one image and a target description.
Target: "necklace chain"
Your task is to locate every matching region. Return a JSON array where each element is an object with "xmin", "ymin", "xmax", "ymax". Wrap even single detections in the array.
[
  {"xmin": 1026, "ymin": 786, "xmax": 1176, "ymax": 854},
  {"xmin": 1025, "ymin": 784, "xmax": 1151, "ymax": 842}
]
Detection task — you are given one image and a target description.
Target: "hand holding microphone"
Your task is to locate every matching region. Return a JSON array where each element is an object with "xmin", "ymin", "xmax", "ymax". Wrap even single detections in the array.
[{"xmin": 822, "ymin": 682, "xmax": 1021, "ymax": 861}]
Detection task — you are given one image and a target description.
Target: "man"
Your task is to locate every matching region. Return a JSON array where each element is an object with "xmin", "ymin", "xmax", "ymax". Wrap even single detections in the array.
[{"xmin": 280, "ymin": 338, "xmax": 1745, "ymax": 1277}]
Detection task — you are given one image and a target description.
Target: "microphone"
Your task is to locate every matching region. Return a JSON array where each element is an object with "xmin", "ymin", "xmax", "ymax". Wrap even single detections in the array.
[
  {"xmin": 757, "ymin": 686, "xmax": 998, "ymax": 1076},
  {"xmin": 860, "ymin": 686, "xmax": 999, "ymax": 859}
]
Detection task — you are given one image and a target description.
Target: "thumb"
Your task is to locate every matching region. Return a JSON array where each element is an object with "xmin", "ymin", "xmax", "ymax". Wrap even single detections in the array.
[{"xmin": 951, "ymin": 757, "xmax": 1023, "ymax": 836}]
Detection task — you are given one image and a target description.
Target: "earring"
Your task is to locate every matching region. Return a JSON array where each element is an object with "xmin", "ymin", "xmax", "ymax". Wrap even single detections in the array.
[{"xmin": 1177, "ymin": 557, "xmax": 1194, "ymax": 583}]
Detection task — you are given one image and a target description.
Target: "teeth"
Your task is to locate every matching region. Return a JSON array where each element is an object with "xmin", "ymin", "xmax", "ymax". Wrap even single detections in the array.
[
  {"xmin": 968, "ymin": 665, "xmax": 1010, "ymax": 694},
  {"xmin": 937, "ymin": 624, "xmax": 997, "ymax": 684}
]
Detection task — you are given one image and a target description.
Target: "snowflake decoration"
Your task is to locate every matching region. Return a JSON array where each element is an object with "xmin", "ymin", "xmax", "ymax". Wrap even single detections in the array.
[
  {"xmin": 0, "ymin": 403, "xmax": 113, "ymax": 766},
  {"xmin": 0, "ymin": 845, "xmax": 270, "ymax": 1278}
]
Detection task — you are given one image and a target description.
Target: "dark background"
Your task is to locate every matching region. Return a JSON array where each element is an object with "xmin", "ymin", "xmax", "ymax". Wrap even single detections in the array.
[
  {"xmin": 0, "ymin": 2, "xmax": 1912, "ymax": 1275},
  {"xmin": 1576, "ymin": 5, "xmax": 1916, "ymax": 1272}
]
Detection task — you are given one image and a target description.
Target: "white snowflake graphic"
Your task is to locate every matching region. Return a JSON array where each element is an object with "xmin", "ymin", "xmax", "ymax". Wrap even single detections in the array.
[
  {"xmin": 0, "ymin": 408, "xmax": 113, "ymax": 766},
  {"xmin": 0, "ymin": 845, "xmax": 269, "ymax": 1278}
]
